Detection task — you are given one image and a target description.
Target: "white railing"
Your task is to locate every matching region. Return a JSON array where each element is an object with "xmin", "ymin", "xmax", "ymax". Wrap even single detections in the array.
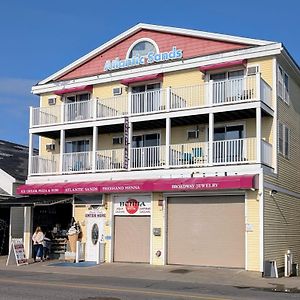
[
  {"xmin": 260, "ymin": 79, "xmax": 273, "ymax": 108},
  {"xmin": 169, "ymin": 142, "xmax": 208, "ymax": 167},
  {"xmin": 62, "ymin": 151, "xmax": 92, "ymax": 173},
  {"xmin": 97, "ymin": 96, "xmax": 128, "ymax": 118},
  {"xmin": 30, "ymin": 75, "xmax": 273, "ymax": 127},
  {"xmin": 96, "ymin": 149, "xmax": 124, "ymax": 171},
  {"xmin": 170, "ymin": 84, "xmax": 206, "ymax": 110},
  {"xmin": 213, "ymin": 138, "xmax": 256, "ymax": 165},
  {"xmin": 31, "ymin": 155, "xmax": 59, "ymax": 174},
  {"xmin": 64, "ymin": 100, "xmax": 94, "ymax": 122},
  {"xmin": 262, "ymin": 140, "xmax": 273, "ymax": 167},
  {"xmin": 131, "ymin": 89, "xmax": 166, "ymax": 114},
  {"xmin": 131, "ymin": 146, "xmax": 165, "ymax": 169},
  {"xmin": 32, "ymin": 106, "xmax": 61, "ymax": 126},
  {"xmin": 212, "ymin": 76, "xmax": 257, "ymax": 104}
]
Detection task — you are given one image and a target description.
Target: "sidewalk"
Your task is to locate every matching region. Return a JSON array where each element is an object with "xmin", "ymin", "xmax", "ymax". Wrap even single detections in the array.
[{"xmin": 1, "ymin": 256, "xmax": 300, "ymax": 290}]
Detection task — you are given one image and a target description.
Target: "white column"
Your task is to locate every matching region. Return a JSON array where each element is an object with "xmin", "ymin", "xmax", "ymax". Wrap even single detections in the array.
[
  {"xmin": 208, "ymin": 113, "xmax": 214, "ymax": 165},
  {"xmin": 93, "ymin": 98, "xmax": 98, "ymax": 120},
  {"xmin": 29, "ymin": 106, "xmax": 33, "ymax": 128},
  {"xmin": 59, "ymin": 129, "xmax": 65, "ymax": 174},
  {"xmin": 165, "ymin": 117, "xmax": 171, "ymax": 168},
  {"xmin": 92, "ymin": 126, "xmax": 98, "ymax": 172},
  {"xmin": 28, "ymin": 133, "xmax": 33, "ymax": 176},
  {"xmin": 256, "ymin": 72, "xmax": 261, "ymax": 100},
  {"xmin": 60, "ymin": 98, "xmax": 65, "ymax": 123},
  {"xmin": 23, "ymin": 207, "xmax": 32, "ymax": 259},
  {"xmin": 256, "ymin": 106, "xmax": 262, "ymax": 163},
  {"xmin": 166, "ymin": 87, "xmax": 171, "ymax": 112},
  {"xmin": 128, "ymin": 121, "xmax": 132, "ymax": 170},
  {"xmin": 208, "ymin": 80, "xmax": 213, "ymax": 105},
  {"xmin": 127, "ymin": 91, "xmax": 132, "ymax": 116}
]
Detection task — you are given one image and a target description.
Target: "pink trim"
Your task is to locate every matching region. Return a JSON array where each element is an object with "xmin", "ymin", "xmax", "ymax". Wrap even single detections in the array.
[
  {"xmin": 121, "ymin": 73, "xmax": 163, "ymax": 86},
  {"xmin": 54, "ymin": 85, "xmax": 93, "ymax": 95},
  {"xmin": 199, "ymin": 59, "xmax": 247, "ymax": 72},
  {"xmin": 17, "ymin": 175, "xmax": 257, "ymax": 195}
]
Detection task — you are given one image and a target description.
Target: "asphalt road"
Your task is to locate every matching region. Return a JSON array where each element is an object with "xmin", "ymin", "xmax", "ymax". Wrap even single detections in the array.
[{"xmin": 0, "ymin": 269, "xmax": 300, "ymax": 300}]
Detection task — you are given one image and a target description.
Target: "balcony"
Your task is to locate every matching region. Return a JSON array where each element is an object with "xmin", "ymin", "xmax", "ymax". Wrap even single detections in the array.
[
  {"xmin": 30, "ymin": 74, "xmax": 272, "ymax": 128},
  {"xmin": 29, "ymin": 137, "xmax": 271, "ymax": 176}
]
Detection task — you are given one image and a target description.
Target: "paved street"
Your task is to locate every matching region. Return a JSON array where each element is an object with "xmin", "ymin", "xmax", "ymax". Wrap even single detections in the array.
[{"xmin": 2, "ymin": 256, "xmax": 300, "ymax": 299}]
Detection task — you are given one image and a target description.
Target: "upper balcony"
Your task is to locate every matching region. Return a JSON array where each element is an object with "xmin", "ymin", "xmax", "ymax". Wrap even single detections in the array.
[{"xmin": 30, "ymin": 74, "xmax": 272, "ymax": 128}]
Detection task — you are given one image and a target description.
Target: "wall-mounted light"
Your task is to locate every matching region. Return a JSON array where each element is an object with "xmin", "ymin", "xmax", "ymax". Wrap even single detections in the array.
[{"xmin": 270, "ymin": 189, "xmax": 278, "ymax": 196}]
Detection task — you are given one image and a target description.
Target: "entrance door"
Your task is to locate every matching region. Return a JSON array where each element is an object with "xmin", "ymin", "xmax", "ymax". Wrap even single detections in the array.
[
  {"xmin": 167, "ymin": 196, "xmax": 245, "ymax": 268},
  {"xmin": 114, "ymin": 216, "xmax": 150, "ymax": 263},
  {"xmin": 85, "ymin": 209, "xmax": 106, "ymax": 262}
]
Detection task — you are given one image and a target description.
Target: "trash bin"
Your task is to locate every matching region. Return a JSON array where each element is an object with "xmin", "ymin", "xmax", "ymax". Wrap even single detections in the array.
[
  {"xmin": 263, "ymin": 260, "xmax": 278, "ymax": 278},
  {"xmin": 68, "ymin": 234, "xmax": 78, "ymax": 253}
]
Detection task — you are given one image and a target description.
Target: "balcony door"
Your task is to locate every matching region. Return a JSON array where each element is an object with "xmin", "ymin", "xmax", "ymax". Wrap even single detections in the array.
[
  {"xmin": 64, "ymin": 140, "xmax": 91, "ymax": 172},
  {"xmin": 213, "ymin": 125, "xmax": 244, "ymax": 163},
  {"xmin": 210, "ymin": 70, "xmax": 244, "ymax": 103},
  {"xmin": 131, "ymin": 83, "xmax": 161, "ymax": 114},
  {"xmin": 64, "ymin": 93, "xmax": 91, "ymax": 121},
  {"xmin": 131, "ymin": 133, "xmax": 160, "ymax": 168}
]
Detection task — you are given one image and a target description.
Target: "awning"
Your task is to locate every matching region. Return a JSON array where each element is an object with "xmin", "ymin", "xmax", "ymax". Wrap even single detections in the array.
[
  {"xmin": 54, "ymin": 85, "xmax": 93, "ymax": 95},
  {"xmin": 121, "ymin": 73, "xmax": 163, "ymax": 86},
  {"xmin": 199, "ymin": 59, "xmax": 247, "ymax": 72},
  {"xmin": 17, "ymin": 175, "xmax": 257, "ymax": 195}
]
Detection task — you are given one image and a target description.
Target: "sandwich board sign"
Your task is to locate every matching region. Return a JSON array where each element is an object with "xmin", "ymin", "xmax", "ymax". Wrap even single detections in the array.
[{"xmin": 6, "ymin": 238, "xmax": 28, "ymax": 266}]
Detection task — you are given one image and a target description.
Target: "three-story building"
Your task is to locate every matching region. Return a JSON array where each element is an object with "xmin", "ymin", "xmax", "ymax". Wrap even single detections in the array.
[{"xmin": 18, "ymin": 24, "xmax": 300, "ymax": 274}]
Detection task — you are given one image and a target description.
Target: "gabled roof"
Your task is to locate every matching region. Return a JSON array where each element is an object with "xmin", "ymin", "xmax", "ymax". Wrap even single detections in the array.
[
  {"xmin": 0, "ymin": 140, "xmax": 36, "ymax": 181},
  {"xmin": 38, "ymin": 23, "xmax": 275, "ymax": 85}
]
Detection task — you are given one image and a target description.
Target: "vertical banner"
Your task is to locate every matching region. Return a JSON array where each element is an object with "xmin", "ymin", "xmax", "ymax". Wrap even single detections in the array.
[{"xmin": 124, "ymin": 116, "xmax": 129, "ymax": 169}]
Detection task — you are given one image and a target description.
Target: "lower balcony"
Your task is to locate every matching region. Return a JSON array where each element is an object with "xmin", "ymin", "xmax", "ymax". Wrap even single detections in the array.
[{"xmin": 29, "ymin": 138, "xmax": 272, "ymax": 176}]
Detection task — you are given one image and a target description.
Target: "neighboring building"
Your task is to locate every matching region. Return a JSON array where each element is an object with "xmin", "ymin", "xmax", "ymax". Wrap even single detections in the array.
[
  {"xmin": 0, "ymin": 140, "xmax": 31, "ymax": 254},
  {"xmin": 17, "ymin": 24, "xmax": 300, "ymax": 274}
]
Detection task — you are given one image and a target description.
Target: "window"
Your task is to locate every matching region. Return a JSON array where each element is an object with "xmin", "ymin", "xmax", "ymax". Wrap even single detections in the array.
[
  {"xmin": 277, "ymin": 66, "xmax": 289, "ymax": 104},
  {"xmin": 112, "ymin": 137, "xmax": 123, "ymax": 145},
  {"xmin": 65, "ymin": 93, "xmax": 90, "ymax": 103},
  {"xmin": 65, "ymin": 140, "xmax": 90, "ymax": 153},
  {"xmin": 129, "ymin": 41, "xmax": 157, "ymax": 58},
  {"xmin": 278, "ymin": 122, "xmax": 290, "ymax": 158}
]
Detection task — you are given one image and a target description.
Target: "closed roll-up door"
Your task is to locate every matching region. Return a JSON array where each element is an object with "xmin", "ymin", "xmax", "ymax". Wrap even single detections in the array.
[
  {"xmin": 167, "ymin": 196, "xmax": 245, "ymax": 268},
  {"xmin": 114, "ymin": 216, "xmax": 150, "ymax": 263}
]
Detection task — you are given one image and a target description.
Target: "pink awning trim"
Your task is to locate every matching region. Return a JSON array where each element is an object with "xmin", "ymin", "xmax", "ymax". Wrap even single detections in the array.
[
  {"xmin": 121, "ymin": 73, "xmax": 163, "ymax": 86},
  {"xmin": 17, "ymin": 175, "xmax": 257, "ymax": 195},
  {"xmin": 199, "ymin": 59, "xmax": 247, "ymax": 72},
  {"xmin": 54, "ymin": 85, "xmax": 93, "ymax": 95}
]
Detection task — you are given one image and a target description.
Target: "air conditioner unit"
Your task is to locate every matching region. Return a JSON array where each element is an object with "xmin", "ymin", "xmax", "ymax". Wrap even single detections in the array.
[
  {"xmin": 246, "ymin": 66, "xmax": 259, "ymax": 76},
  {"xmin": 187, "ymin": 130, "xmax": 199, "ymax": 140},
  {"xmin": 112, "ymin": 137, "xmax": 123, "ymax": 145},
  {"xmin": 48, "ymin": 98, "xmax": 56, "ymax": 105},
  {"xmin": 46, "ymin": 143, "xmax": 55, "ymax": 151},
  {"xmin": 113, "ymin": 87, "xmax": 122, "ymax": 96}
]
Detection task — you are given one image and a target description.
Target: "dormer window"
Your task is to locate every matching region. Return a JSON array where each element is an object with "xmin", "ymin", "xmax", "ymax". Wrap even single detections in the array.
[{"xmin": 128, "ymin": 40, "xmax": 158, "ymax": 58}]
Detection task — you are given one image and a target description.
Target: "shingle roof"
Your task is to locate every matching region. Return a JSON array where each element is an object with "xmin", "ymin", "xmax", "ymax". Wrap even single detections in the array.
[{"xmin": 0, "ymin": 140, "xmax": 35, "ymax": 181}]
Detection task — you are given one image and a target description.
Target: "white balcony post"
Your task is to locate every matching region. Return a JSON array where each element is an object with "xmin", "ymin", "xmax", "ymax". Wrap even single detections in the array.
[
  {"xmin": 28, "ymin": 133, "xmax": 33, "ymax": 176},
  {"xmin": 208, "ymin": 113, "xmax": 214, "ymax": 165},
  {"xmin": 208, "ymin": 80, "xmax": 213, "ymax": 105},
  {"xmin": 256, "ymin": 72, "xmax": 261, "ymax": 100},
  {"xmin": 59, "ymin": 129, "xmax": 65, "ymax": 174},
  {"xmin": 60, "ymin": 99, "xmax": 65, "ymax": 123},
  {"xmin": 166, "ymin": 87, "xmax": 171, "ymax": 112},
  {"xmin": 29, "ymin": 106, "xmax": 33, "ymax": 128},
  {"xmin": 93, "ymin": 98, "xmax": 98, "ymax": 119},
  {"xmin": 92, "ymin": 126, "xmax": 98, "ymax": 172},
  {"xmin": 127, "ymin": 91, "xmax": 132, "ymax": 116},
  {"xmin": 256, "ymin": 107, "xmax": 262, "ymax": 163},
  {"xmin": 165, "ymin": 117, "xmax": 171, "ymax": 168},
  {"xmin": 128, "ymin": 121, "xmax": 132, "ymax": 170}
]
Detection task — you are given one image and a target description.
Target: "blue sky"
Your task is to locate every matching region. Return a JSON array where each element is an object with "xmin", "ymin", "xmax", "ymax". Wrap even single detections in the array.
[{"xmin": 0, "ymin": 0, "xmax": 299, "ymax": 146}]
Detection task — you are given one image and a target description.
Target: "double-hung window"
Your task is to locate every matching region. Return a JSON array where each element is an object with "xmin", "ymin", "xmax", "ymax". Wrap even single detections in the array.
[
  {"xmin": 278, "ymin": 122, "xmax": 290, "ymax": 158},
  {"xmin": 277, "ymin": 66, "xmax": 289, "ymax": 104}
]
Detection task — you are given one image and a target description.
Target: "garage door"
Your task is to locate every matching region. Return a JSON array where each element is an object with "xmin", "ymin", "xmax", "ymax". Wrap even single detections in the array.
[
  {"xmin": 168, "ymin": 195, "xmax": 245, "ymax": 268},
  {"xmin": 114, "ymin": 216, "xmax": 150, "ymax": 263}
]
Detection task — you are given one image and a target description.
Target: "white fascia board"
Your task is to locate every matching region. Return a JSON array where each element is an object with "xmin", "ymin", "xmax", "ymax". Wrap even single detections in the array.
[
  {"xmin": 32, "ymin": 43, "xmax": 282, "ymax": 95},
  {"xmin": 37, "ymin": 23, "xmax": 275, "ymax": 86}
]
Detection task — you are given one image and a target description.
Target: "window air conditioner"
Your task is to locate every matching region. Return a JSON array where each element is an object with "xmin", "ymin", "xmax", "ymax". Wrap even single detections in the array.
[
  {"xmin": 113, "ymin": 87, "xmax": 122, "ymax": 96},
  {"xmin": 46, "ymin": 143, "xmax": 55, "ymax": 151},
  {"xmin": 187, "ymin": 130, "xmax": 199, "ymax": 140},
  {"xmin": 48, "ymin": 98, "xmax": 56, "ymax": 105},
  {"xmin": 246, "ymin": 66, "xmax": 259, "ymax": 76}
]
